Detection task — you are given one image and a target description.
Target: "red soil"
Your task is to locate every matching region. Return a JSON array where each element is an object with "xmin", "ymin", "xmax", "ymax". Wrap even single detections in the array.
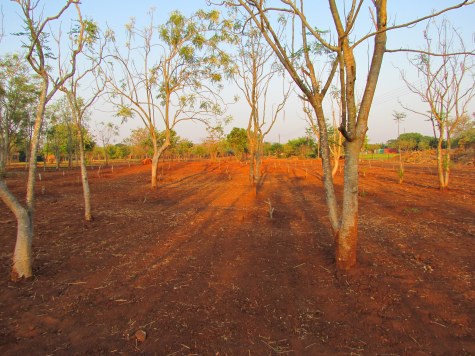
[{"xmin": 0, "ymin": 159, "xmax": 474, "ymax": 354}]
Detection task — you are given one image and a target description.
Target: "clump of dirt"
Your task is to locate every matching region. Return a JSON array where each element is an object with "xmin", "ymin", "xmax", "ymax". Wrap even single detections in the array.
[{"xmin": 0, "ymin": 159, "xmax": 474, "ymax": 354}]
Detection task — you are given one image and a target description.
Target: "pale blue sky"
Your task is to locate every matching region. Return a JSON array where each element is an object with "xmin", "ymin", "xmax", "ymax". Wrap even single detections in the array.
[{"xmin": 1, "ymin": 1, "xmax": 474, "ymax": 144}]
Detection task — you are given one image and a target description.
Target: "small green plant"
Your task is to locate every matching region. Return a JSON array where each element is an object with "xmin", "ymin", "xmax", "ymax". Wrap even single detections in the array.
[{"xmin": 403, "ymin": 207, "xmax": 419, "ymax": 214}]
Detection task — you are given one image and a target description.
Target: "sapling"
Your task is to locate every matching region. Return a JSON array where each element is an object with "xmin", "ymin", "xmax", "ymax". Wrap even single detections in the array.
[
  {"xmin": 265, "ymin": 199, "xmax": 275, "ymax": 219},
  {"xmin": 398, "ymin": 167, "xmax": 404, "ymax": 184}
]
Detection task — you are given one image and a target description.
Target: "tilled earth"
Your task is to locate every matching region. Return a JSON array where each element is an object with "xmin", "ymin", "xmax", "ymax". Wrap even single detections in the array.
[{"xmin": 0, "ymin": 159, "xmax": 473, "ymax": 355}]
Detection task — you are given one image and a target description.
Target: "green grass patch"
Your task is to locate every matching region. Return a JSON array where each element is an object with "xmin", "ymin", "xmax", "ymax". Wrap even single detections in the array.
[{"xmin": 359, "ymin": 153, "xmax": 398, "ymax": 160}]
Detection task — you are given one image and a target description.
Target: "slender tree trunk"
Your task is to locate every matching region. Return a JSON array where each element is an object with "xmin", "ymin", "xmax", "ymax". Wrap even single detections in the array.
[
  {"xmin": 436, "ymin": 133, "xmax": 446, "ymax": 190},
  {"xmin": 55, "ymin": 148, "xmax": 60, "ymax": 170},
  {"xmin": 444, "ymin": 135, "xmax": 451, "ymax": 188},
  {"xmin": 331, "ymin": 131, "xmax": 342, "ymax": 178},
  {"xmin": 255, "ymin": 141, "xmax": 262, "ymax": 181},
  {"xmin": 331, "ymin": 147, "xmax": 341, "ymax": 178},
  {"xmin": 0, "ymin": 144, "xmax": 5, "ymax": 178},
  {"xmin": 78, "ymin": 127, "xmax": 92, "ymax": 220},
  {"xmin": 151, "ymin": 151, "xmax": 160, "ymax": 189},
  {"xmin": 311, "ymin": 99, "xmax": 340, "ymax": 232},
  {"xmin": 104, "ymin": 148, "xmax": 109, "ymax": 167},
  {"xmin": 248, "ymin": 138, "xmax": 256, "ymax": 184},
  {"xmin": 398, "ymin": 148, "xmax": 404, "ymax": 184},
  {"xmin": 0, "ymin": 113, "xmax": 6, "ymax": 175}
]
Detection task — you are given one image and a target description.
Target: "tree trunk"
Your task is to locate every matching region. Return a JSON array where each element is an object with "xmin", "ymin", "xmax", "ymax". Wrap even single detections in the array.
[
  {"xmin": 104, "ymin": 148, "xmax": 109, "ymax": 167},
  {"xmin": 151, "ymin": 151, "xmax": 160, "ymax": 189},
  {"xmin": 55, "ymin": 148, "xmax": 60, "ymax": 170},
  {"xmin": 398, "ymin": 148, "xmax": 404, "ymax": 184},
  {"xmin": 0, "ymin": 180, "xmax": 33, "ymax": 279},
  {"xmin": 12, "ymin": 208, "xmax": 33, "ymax": 280},
  {"xmin": 151, "ymin": 141, "xmax": 170, "ymax": 189},
  {"xmin": 1, "ymin": 91, "xmax": 45, "ymax": 279},
  {"xmin": 78, "ymin": 127, "xmax": 92, "ymax": 221},
  {"xmin": 0, "ymin": 113, "xmax": 6, "ymax": 175},
  {"xmin": 335, "ymin": 140, "xmax": 360, "ymax": 270},
  {"xmin": 331, "ymin": 131, "xmax": 342, "ymax": 178},
  {"xmin": 444, "ymin": 135, "xmax": 451, "ymax": 188},
  {"xmin": 436, "ymin": 134, "xmax": 446, "ymax": 190},
  {"xmin": 311, "ymin": 99, "xmax": 340, "ymax": 232},
  {"xmin": 248, "ymin": 138, "xmax": 256, "ymax": 184},
  {"xmin": 255, "ymin": 145, "xmax": 262, "ymax": 182}
]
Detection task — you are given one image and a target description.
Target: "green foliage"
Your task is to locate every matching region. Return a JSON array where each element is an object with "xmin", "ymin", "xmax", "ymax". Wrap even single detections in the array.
[
  {"xmin": 0, "ymin": 53, "xmax": 40, "ymax": 158},
  {"xmin": 192, "ymin": 144, "xmax": 208, "ymax": 157},
  {"xmin": 173, "ymin": 139, "xmax": 194, "ymax": 157},
  {"xmin": 124, "ymin": 128, "xmax": 153, "ymax": 157},
  {"xmin": 366, "ymin": 143, "xmax": 384, "ymax": 151},
  {"xmin": 359, "ymin": 153, "xmax": 398, "ymax": 160},
  {"xmin": 124, "ymin": 127, "xmax": 180, "ymax": 157},
  {"xmin": 115, "ymin": 105, "xmax": 134, "ymax": 120},
  {"xmin": 226, "ymin": 127, "xmax": 247, "ymax": 158},
  {"xmin": 284, "ymin": 137, "xmax": 317, "ymax": 157},
  {"xmin": 387, "ymin": 132, "xmax": 437, "ymax": 150},
  {"xmin": 268, "ymin": 143, "xmax": 284, "ymax": 157},
  {"xmin": 456, "ymin": 128, "xmax": 475, "ymax": 148},
  {"xmin": 71, "ymin": 18, "xmax": 99, "ymax": 47},
  {"xmin": 107, "ymin": 143, "xmax": 130, "ymax": 159}
]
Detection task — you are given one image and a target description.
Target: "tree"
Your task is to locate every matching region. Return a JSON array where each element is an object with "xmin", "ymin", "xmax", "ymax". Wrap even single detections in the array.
[
  {"xmin": 233, "ymin": 20, "xmax": 289, "ymax": 183},
  {"xmin": 125, "ymin": 127, "xmax": 154, "ymax": 158},
  {"xmin": 227, "ymin": 127, "xmax": 248, "ymax": 160},
  {"xmin": 269, "ymin": 142, "xmax": 283, "ymax": 157},
  {"xmin": 226, "ymin": 0, "xmax": 388, "ymax": 270},
  {"xmin": 60, "ymin": 19, "xmax": 105, "ymax": 221},
  {"xmin": 174, "ymin": 138, "xmax": 194, "ymax": 160},
  {"xmin": 393, "ymin": 111, "xmax": 406, "ymax": 183},
  {"xmin": 108, "ymin": 143, "xmax": 130, "ymax": 160},
  {"xmin": 400, "ymin": 18, "xmax": 475, "ymax": 190},
  {"xmin": 225, "ymin": 0, "xmax": 473, "ymax": 271},
  {"xmin": 0, "ymin": 53, "xmax": 39, "ymax": 170},
  {"xmin": 103, "ymin": 9, "xmax": 234, "ymax": 189},
  {"xmin": 454, "ymin": 113, "xmax": 475, "ymax": 149},
  {"xmin": 306, "ymin": 88, "xmax": 345, "ymax": 176},
  {"xmin": 204, "ymin": 124, "xmax": 226, "ymax": 161},
  {"xmin": 0, "ymin": 0, "xmax": 90, "ymax": 279},
  {"xmin": 95, "ymin": 122, "xmax": 119, "ymax": 166},
  {"xmin": 44, "ymin": 96, "xmax": 78, "ymax": 169}
]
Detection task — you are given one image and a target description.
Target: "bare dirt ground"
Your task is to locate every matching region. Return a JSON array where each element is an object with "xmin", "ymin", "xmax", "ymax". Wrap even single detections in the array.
[{"xmin": 0, "ymin": 158, "xmax": 474, "ymax": 355}]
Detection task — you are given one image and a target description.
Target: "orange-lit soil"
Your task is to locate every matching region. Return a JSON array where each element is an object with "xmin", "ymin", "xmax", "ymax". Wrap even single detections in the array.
[{"xmin": 0, "ymin": 159, "xmax": 473, "ymax": 354}]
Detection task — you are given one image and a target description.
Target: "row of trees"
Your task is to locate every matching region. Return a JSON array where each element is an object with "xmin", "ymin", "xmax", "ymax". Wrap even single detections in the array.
[{"xmin": 1, "ymin": 0, "xmax": 473, "ymax": 279}]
